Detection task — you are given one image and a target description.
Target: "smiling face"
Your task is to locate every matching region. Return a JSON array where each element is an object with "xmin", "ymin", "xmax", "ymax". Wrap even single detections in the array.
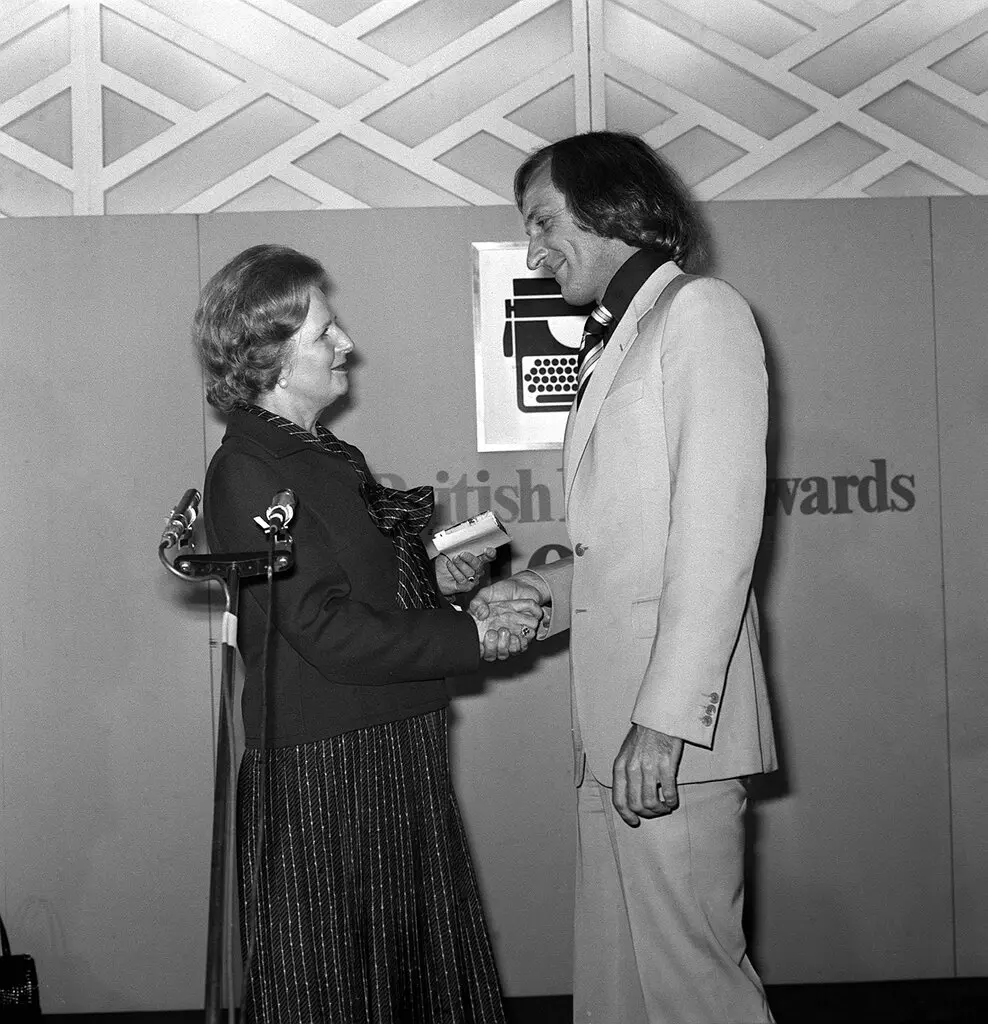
[
  {"xmin": 269, "ymin": 285, "xmax": 354, "ymax": 429},
  {"xmin": 520, "ymin": 166, "xmax": 636, "ymax": 306}
]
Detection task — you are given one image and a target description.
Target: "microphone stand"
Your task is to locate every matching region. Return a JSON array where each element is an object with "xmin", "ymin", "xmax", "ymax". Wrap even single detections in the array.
[{"xmin": 160, "ymin": 518, "xmax": 294, "ymax": 1024}]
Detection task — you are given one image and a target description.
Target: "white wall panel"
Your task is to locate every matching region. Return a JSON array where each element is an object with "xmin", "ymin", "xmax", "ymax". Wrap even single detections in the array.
[
  {"xmin": 193, "ymin": 199, "xmax": 971, "ymax": 994},
  {"xmin": 0, "ymin": 196, "xmax": 984, "ymax": 1010},
  {"xmin": 931, "ymin": 197, "xmax": 988, "ymax": 977},
  {"xmin": 705, "ymin": 199, "xmax": 953, "ymax": 981},
  {"xmin": 0, "ymin": 215, "xmax": 212, "ymax": 1012}
]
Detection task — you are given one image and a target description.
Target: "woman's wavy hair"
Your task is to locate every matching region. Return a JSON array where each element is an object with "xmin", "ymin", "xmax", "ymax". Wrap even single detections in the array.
[
  {"xmin": 193, "ymin": 244, "xmax": 329, "ymax": 412},
  {"xmin": 513, "ymin": 131, "xmax": 705, "ymax": 270}
]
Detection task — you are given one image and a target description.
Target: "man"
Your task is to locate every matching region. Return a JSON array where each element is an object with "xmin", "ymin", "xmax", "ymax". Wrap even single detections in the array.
[{"xmin": 473, "ymin": 132, "xmax": 777, "ymax": 1023}]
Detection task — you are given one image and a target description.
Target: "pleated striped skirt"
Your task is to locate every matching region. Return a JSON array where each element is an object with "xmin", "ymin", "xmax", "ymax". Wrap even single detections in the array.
[{"xmin": 237, "ymin": 708, "xmax": 507, "ymax": 1024}]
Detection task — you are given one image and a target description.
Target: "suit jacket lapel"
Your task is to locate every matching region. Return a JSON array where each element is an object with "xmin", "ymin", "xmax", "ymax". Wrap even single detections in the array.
[{"xmin": 564, "ymin": 262, "xmax": 683, "ymax": 509}]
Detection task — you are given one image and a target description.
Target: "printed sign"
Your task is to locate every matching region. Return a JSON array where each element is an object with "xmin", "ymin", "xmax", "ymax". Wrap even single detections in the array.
[{"xmin": 472, "ymin": 242, "xmax": 592, "ymax": 451}]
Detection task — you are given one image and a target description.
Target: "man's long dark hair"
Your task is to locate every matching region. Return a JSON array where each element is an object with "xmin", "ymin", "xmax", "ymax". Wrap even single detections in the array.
[{"xmin": 514, "ymin": 131, "xmax": 705, "ymax": 270}]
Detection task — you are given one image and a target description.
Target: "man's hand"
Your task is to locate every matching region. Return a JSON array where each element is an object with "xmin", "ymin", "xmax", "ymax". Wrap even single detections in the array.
[
  {"xmin": 435, "ymin": 548, "xmax": 497, "ymax": 596},
  {"xmin": 612, "ymin": 724, "xmax": 685, "ymax": 828},
  {"xmin": 470, "ymin": 577, "xmax": 545, "ymax": 611},
  {"xmin": 468, "ymin": 598, "xmax": 542, "ymax": 661}
]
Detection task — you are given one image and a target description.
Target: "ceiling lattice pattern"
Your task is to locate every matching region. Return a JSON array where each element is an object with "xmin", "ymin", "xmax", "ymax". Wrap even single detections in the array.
[
  {"xmin": 0, "ymin": 0, "xmax": 986, "ymax": 216},
  {"xmin": 596, "ymin": 0, "xmax": 988, "ymax": 199}
]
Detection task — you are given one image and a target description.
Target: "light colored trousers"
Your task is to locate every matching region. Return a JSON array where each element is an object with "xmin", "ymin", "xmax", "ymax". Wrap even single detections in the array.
[{"xmin": 573, "ymin": 776, "xmax": 775, "ymax": 1024}]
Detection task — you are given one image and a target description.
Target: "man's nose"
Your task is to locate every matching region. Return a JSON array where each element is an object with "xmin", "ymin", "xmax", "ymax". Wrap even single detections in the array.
[{"xmin": 526, "ymin": 236, "xmax": 545, "ymax": 271}]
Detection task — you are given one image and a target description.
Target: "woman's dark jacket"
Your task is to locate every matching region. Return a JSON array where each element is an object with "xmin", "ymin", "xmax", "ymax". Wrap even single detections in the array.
[{"xmin": 203, "ymin": 408, "xmax": 479, "ymax": 747}]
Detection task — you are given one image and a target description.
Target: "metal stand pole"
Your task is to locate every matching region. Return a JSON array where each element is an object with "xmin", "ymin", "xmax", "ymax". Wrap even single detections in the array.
[
  {"xmin": 161, "ymin": 533, "xmax": 293, "ymax": 1024},
  {"xmin": 203, "ymin": 570, "xmax": 238, "ymax": 1024}
]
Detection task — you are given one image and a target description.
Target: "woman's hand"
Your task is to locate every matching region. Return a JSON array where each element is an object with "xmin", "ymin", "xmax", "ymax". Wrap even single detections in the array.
[
  {"xmin": 435, "ymin": 548, "xmax": 497, "ymax": 596},
  {"xmin": 468, "ymin": 598, "xmax": 543, "ymax": 661}
]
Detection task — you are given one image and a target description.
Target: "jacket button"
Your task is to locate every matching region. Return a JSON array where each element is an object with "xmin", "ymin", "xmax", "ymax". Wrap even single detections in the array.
[
  {"xmin": 574, "ymin": 543, "xmax": 587, "ymax": 556},
  {"xmin": 701, "ymin": 715, "xmax": 713, "ymax": 727}
]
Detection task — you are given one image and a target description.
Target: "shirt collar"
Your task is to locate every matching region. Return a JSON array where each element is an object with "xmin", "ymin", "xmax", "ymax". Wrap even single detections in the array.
[{"xmin": 597, "ymin": 249, "xmax": 672, "ymax": 337}]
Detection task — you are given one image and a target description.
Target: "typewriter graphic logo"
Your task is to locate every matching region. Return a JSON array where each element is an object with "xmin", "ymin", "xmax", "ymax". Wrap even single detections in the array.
[{"xmin": 503, "ymin": 277, "xmax": 594, "ymax": 413}]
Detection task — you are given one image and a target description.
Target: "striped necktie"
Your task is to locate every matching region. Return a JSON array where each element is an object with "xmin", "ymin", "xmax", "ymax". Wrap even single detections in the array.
[{"xmin": 575, "ymin": 302, "xmax": 613, "ymax": 407}]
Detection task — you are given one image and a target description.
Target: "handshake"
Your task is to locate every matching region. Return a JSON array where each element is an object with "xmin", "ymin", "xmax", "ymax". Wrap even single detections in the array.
[{"xmin": 467, "ymin": 576, "xmax": 550, "ymax": 662}]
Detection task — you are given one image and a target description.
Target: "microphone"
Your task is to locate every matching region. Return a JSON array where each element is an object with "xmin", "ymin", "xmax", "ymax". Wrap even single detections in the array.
[
  {"xmin": 263, "ymin": 489, "xmax": 297, "ymax": 530},
  {"xmin": 160, "ymin": 488, "xmax": 201, "ymax": 548}
]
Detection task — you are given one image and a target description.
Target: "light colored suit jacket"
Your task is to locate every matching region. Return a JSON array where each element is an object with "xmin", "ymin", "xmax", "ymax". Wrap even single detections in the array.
[{"xmin": 528, "ymin": 262, "xmax": 777, "ymax": 786}]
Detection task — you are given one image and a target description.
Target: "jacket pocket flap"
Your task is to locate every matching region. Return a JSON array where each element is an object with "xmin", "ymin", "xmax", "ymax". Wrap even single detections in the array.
[
  {"xmin": 631, "ymin": 597, "xmax": 659, "ymax": 638},
  {"xmin": 601, "ymin": 377, "xmax": 643, "ymax": 412}
]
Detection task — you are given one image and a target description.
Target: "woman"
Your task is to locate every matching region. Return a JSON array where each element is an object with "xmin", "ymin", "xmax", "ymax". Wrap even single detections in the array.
[{"xmin": 193, "ymin": 244, "xmax": 540, "ymax": 1023}]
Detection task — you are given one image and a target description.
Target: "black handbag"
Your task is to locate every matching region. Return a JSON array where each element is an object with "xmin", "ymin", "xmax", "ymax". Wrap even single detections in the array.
[{"xmin": 0, "ymin": 911, "xmax": 40, "ymax": 1017}]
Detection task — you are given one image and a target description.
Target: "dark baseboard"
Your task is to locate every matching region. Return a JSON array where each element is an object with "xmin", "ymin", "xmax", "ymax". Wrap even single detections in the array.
[
  {"xmin": 38, "ymin": 977, "xmax": 988, "ymax": 1023},
  {"xmin": 505, "ymin": 995, "xmax": 570, "ymax": 1023},
  {"xmin": 767, "ymin": 977, "xmax": 988, "ymax": 1024},
  {"xmin": 501, "ymin": 980, "xmax": 988, "ymax": 1024}
]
